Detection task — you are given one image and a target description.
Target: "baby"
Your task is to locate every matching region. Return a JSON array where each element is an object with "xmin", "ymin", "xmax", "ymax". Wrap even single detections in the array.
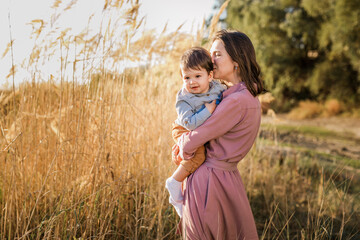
[{"xmin": 165, "ymin": 47, "xmax": 226, "ymax": 217}]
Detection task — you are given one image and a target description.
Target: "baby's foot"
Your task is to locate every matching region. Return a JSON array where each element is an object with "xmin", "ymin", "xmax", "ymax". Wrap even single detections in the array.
[
  {"xmin": 165, "ymin": 177, "xmax": 183, "ymax": 217},
  {"xmin": 169, "ymin": 196, "xmax": 183, "ymax": 218},
  {"xmin": 165, "ymin": 177, "xmax": 183, "ymax": 202}
]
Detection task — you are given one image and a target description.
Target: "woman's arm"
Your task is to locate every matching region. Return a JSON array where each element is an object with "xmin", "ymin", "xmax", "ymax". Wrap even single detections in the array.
[{"xmin": 178, "ymin": 95, "xmax": 245, "ymax": 159}]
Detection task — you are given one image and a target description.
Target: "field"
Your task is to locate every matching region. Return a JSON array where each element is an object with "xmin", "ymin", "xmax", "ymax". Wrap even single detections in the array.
[
  {"xmin": 0, "ymin": 1, "xmax": 359, "ymax": 239},
  {"xmin": 256, "ymin": 115, "xmax": 360, "ymax": 239}
]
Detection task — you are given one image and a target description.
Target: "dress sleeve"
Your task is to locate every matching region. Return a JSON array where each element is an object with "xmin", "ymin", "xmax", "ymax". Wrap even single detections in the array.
[
  {"xmin": 178, "ymin": 96, "xmax": 244, "ymax": 159},
  {"xmin": 176, "ymin": 100, "xmax": 211, "ymax": 130}
]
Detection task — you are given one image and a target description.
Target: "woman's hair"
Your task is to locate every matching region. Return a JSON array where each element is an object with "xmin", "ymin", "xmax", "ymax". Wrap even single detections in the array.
[
  {"xmin": 213, "ymin": 29, "xmax": 264, "ymax": 97},
  {"xmin": 180, "ymin": 47, "xmax": 213, "ymax": 75}
]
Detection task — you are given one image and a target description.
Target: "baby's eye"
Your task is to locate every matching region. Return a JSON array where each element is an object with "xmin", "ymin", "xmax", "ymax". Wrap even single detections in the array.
[{"xmin": 196, "ymin": 75, "xmax": 201, "ymax": 78}]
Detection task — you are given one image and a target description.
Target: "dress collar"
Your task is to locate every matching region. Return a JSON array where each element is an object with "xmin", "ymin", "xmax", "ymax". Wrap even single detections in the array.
[{"xmin": 222, "ymin": 82, "xmax": 247, "ymax": 98}]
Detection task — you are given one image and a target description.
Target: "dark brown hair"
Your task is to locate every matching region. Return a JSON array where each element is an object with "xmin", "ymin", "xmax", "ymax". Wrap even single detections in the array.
[
  {"xmin": 213, "ymin": 29, "xmax": 264, "ymax": 96},
  {"xmin": 180, "ymin": 47, "xmax": 213, "ymax": 75}
]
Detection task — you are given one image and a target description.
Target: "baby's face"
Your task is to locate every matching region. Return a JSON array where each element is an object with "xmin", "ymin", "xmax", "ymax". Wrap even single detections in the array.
[{"xmin": 181, "ymin": 67, "xmax": 213, "ymax": 94}]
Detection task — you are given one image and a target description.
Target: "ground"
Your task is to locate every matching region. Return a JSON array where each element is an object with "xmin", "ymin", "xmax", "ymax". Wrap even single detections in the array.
[
  {"xmin": 260, "ymin": 114, "xmax": 360, "ymax": 175},
  {"xmin": 263, "ymin": 114, "xmax": 360, "ymax": 138}
]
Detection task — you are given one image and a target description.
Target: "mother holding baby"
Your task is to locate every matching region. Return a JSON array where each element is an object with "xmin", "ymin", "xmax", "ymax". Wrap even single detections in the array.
[{"xmin": 173, "ymin": 29, "xmax": 264, "ymax": 239}]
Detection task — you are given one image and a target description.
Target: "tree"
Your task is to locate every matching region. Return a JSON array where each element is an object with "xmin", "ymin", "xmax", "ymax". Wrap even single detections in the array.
[{"xmin": 218, "ymin": 0, "xmax": 360, "ymax": 111}]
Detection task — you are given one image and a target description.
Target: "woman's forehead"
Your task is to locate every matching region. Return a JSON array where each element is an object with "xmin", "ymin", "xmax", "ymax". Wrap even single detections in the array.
[{"xmin": 210, "ymin": 39, "xmax": 225, "ymax": 52}]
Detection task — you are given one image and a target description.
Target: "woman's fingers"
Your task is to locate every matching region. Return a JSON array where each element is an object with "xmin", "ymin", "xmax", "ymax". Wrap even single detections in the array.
[
  {"xmin": 172, "ymin": 144, "xmax": 181, "ymax": 165},
  {"xmin": 172, "ymin": 152, "xmax": 178, "ymax": 164},
  {"xmin": 177, "ymin": 155, "xmax": 182, "ymax": 163},
  {"xmin": 173, "ymin": 144, "xmax": 179, "ymax": 154}
]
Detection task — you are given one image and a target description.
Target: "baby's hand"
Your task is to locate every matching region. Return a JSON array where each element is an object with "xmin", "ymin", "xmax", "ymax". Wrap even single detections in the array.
[{"xmin": 205, "ymin": 100, "xmax": 217, "ymax": 114}]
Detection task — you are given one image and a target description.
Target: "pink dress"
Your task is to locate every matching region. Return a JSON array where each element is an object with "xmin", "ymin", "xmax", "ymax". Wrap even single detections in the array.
[{"xmin": 179, "ymin": 82, "xmax": 261, "ymax": 240}]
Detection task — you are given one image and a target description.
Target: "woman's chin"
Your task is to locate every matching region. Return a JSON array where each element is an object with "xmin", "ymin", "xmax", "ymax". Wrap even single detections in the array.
[{"xmin": 213, "ymin": 73, "xmax": 221, "ymax": 79}]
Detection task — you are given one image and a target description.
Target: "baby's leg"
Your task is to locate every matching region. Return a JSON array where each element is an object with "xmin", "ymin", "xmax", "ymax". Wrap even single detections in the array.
[
  {"xmin": 172, "ymin": 165, "xmax": 190, "ymax": 182},
  {"xmin": 167, "ymin": 123, "xmax": 205, "ymax": 217},
  {"xmin": 165, "ymin": 155, "xmax": 200, "ymax": 217}
]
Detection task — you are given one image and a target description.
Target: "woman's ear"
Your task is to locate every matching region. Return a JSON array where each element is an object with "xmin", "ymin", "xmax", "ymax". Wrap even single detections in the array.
[{"xmin": 234, "ymin": 62, "xmax": 239, "ymax": 70}]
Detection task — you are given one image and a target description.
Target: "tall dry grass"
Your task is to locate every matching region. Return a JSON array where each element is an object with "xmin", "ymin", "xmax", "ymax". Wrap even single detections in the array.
[
  {"xmin": 287, "ymin": 99, "xmax": 344, "ymax": 120},
  {"xmin": 1, "ymin": 77, "xmax": 178, "ymax": 239},
  {"xmin": 0, "ymin": 0, "xmax": 359, "ymax": 239}
]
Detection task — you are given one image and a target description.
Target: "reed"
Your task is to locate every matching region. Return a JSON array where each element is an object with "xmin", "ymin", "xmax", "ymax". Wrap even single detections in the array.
[{"xmin": 0, "ymin": 0, "xmax": 358, "ymax": 239}]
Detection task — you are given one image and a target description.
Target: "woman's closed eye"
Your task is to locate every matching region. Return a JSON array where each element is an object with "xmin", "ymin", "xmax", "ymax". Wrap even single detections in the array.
[{"xmin": 211, "ymin": 51, "xmax": 220, "ymax": 57}]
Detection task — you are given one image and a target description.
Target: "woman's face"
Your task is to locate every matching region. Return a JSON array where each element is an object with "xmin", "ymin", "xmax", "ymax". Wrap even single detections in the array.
[{"xmin": 210, "ymin": 39, "xmax": 238, "ymax": 83}]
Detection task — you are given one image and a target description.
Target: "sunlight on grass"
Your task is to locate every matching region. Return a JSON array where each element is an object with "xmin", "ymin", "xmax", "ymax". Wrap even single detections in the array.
[{"xmin": 0, "ymin": 0, "xmax": 359, "ymax": 239}]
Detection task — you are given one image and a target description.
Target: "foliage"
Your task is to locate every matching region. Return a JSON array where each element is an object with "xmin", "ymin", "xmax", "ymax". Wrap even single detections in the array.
[
  {"xmin": 287, "ymin": 98, "xmax": 343, "ymax": 119},
  {"xmin": 287, "ymin": 100, "xmax": 323, "ymax": 119},
  {"xmin": 218, "ymin": 0, "xmax": 360, "ymax": 111},
  {"xmin": 0, "ymin": 0, "xmax": 359, "ymax": 239}
]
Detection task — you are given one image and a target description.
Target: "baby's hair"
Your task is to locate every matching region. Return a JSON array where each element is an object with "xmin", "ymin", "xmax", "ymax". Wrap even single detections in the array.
[{"xmin": 180, "ymin": 47, "xmax": 213, "ymax": 75}]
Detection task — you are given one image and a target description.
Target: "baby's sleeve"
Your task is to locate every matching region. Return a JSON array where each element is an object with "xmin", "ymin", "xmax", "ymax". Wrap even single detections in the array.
[{"xmin": 176, "ymin": 100, "xmax": 211, "ymax": 130}]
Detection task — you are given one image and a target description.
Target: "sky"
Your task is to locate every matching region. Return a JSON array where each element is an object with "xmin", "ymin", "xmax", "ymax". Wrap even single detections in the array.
[
  {"xmin": 0, "ymin": 0, "xmax": 217, "ymax": 87},
  {"xmin": 140, "ymin": 0, "xmax": 216, "ymax": 34}
]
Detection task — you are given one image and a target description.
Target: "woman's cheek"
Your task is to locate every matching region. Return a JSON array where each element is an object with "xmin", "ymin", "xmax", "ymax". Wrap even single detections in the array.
[{"xmin": 215, "ymin": 70, "xmax": 221, "ymax": 79}]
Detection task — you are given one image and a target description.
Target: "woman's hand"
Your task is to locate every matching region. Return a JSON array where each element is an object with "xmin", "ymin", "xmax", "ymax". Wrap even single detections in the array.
[
  {"xmin": 205, "ymin": 100, "xmax": 217, "ymax": 114},
  {"xmin": 172, "ymin": 144, "xmax": 183, "ymax": 165}
]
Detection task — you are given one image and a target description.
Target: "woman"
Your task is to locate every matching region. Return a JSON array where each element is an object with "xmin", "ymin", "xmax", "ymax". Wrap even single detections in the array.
[{"xmin": 173, "ymin": 29, "xmax": 264, "ymax": 239}]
